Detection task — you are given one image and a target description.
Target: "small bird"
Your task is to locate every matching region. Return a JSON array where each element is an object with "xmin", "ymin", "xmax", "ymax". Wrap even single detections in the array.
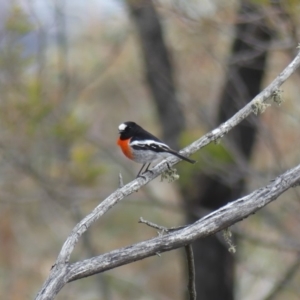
[{"xmin": 117, "ymin": 121, "xmax": 196, "ymax": 177}]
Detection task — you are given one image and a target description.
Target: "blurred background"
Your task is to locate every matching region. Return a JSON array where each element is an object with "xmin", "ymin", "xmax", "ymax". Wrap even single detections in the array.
[{"xmin": 0, "ymin": 0, "xmax": 300, "ymax": 299}]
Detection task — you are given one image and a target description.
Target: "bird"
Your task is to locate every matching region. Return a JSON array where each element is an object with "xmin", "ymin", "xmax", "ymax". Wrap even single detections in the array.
[{"xmin": 117, "ymin": 121, "xmax": 196, "ymax": 177}]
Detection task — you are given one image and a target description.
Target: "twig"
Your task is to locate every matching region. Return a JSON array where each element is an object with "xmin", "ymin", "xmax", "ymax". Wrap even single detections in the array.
[
  {"xmin": 139, "ymin": 217, "xmax": 186, "ymax": 233},
  {"xmin": 139, "ymin": 217, "xmax": 168, "ymax": 232},
  {"xmin": 185, "ymin": 244, "xmax": 196, "ymax": 300}
]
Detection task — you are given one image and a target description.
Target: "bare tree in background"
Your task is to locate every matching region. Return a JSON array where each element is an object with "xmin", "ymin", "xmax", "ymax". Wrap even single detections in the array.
[{"xmin": 126, "ymin": 0, "xmax": 185, "ymax": 148}]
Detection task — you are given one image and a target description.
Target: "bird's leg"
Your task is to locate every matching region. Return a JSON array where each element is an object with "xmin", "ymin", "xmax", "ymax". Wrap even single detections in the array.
[
  {"xmin": 136, "ymin": 163, "xmax": 146, "ymax": 178},
  {"xmin": 137, "ymin": 163, "xmax": 154, "ymax": 179},
  {"xmin": 143, "ymin": 163, "xmax": 152, "ymax": 174},
  {"xmin": 144, "ymin": 163, "xmax": 155, "ymax": 176}
]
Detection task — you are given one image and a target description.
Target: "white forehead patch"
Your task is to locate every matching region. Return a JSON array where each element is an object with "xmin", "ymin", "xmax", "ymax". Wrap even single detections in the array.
[{"xmin": 118, "ymin": 123, "xmax": 127, "ymax": 131}]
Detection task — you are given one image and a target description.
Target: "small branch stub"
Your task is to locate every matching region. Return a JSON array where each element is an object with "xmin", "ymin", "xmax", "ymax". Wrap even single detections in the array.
[
  {"xmin": 139, "ymin": 217, "xmax": 185, "ymax": 235},
  {"xmin": 139, "ymin": 217, "xmax": 168, "ymax": 235},
  {"xmin": 118, "ymin": 172, "xmax": 124, "ymax": 188}
]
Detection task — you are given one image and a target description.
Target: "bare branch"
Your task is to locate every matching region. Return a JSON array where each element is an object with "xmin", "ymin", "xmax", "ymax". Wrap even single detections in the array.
[
  {"xmin": 63, "ymin": 163, "xmax": 300, "ymax": 282},
  {"xmin": 35, "ymin": 51, "xmax": 300, "ymax": 299},
  {"xmin": 57, "ymin": 49, "xmax": 300, "ymax": 266}
]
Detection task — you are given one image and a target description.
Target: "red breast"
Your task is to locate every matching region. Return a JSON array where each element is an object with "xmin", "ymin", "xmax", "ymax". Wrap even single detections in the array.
[{"xmin": 117, "ymin": 137, "xmax": 134, "ymax": 160}]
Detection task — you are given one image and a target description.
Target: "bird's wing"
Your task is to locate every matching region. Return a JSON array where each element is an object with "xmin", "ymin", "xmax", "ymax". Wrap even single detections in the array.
[
  {"xmin": 130, "ymin": 139, "xmax": 196, "ymax": 164},
  {"xmin": 130, "ymin": 140, "xmax": 171, "ymax": 153}
]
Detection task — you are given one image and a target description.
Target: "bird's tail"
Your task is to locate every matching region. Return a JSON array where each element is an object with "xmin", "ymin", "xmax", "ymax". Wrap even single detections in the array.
[{"xmin": 167, "ymin": 149, "xmax": 196, "ymax": 164}]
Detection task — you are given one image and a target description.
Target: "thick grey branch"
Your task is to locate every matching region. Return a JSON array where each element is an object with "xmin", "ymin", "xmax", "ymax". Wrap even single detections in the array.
[
  {"xmin": 63, "ymin": 163, "xmax": 300, "ymax": 282},
  {"xmin": 35, "ymin": 51, "xmax": 300, "ymax": 299}
]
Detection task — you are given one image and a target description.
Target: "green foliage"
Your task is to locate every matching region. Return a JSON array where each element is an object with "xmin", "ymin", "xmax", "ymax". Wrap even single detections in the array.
[
  {"xmin": 178, "ymin": 142, "xmax": 234, "ymax": 190},
  {"xmin": 70, "ymin": 143, "xmax": 105, "ymax": 185},
  {"xmin": 52, "ymin": 114, "xmax": 88, "ymax": 142},
  {"xmin": 20, "ymin": 81, "xmax": 52, "ymax": 134},
  {"xmin": 250, "ymin": 0, "xmax": 269, "ymax": 5},
  {"xmin": 5, "ymin": 5, "xmax": 34, "ymax": 36},
  {"xmin": 181, "ymin": 128, "xmax": 234, "ymax": 168},
  {"xmin": 250, "ymin": 0, "xmax": 300, "ymax": 16},
  {"xmin": 199, "ymin": 143, "xmax": 234, "ymax": 165}
]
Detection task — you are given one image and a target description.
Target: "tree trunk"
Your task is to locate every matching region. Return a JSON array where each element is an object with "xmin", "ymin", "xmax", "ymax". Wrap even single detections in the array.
[
  {"xmin": 126, "ymin": 0, "xmax": 185, "ymax": 148},
  {"xmin": 184, "ymin": 1, "xmax": 272, "ymax": 299}
]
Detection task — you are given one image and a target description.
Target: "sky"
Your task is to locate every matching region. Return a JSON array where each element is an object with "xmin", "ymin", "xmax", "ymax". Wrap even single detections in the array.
[
  {"xmin": 0, "ymin": 0, "xmax": 127, "ymax": 55},
  {"xmin": 24, "ymin": 0, "xmax": 126, "ymax": 28}
]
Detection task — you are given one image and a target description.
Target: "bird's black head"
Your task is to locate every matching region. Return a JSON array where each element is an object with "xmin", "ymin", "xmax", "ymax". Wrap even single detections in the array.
[
  {"xmin": 118, "ymin": 121, "xmax": 163, "ymax": 143},
  {"xmin": 118, "ymin": 121, "xmax": 140, "ymax": 140}
]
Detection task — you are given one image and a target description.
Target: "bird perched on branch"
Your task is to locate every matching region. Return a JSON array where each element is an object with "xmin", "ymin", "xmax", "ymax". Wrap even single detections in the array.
[{"xmin": 117, "ymin": 121, "xmax": 196, "ymax": 177}]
